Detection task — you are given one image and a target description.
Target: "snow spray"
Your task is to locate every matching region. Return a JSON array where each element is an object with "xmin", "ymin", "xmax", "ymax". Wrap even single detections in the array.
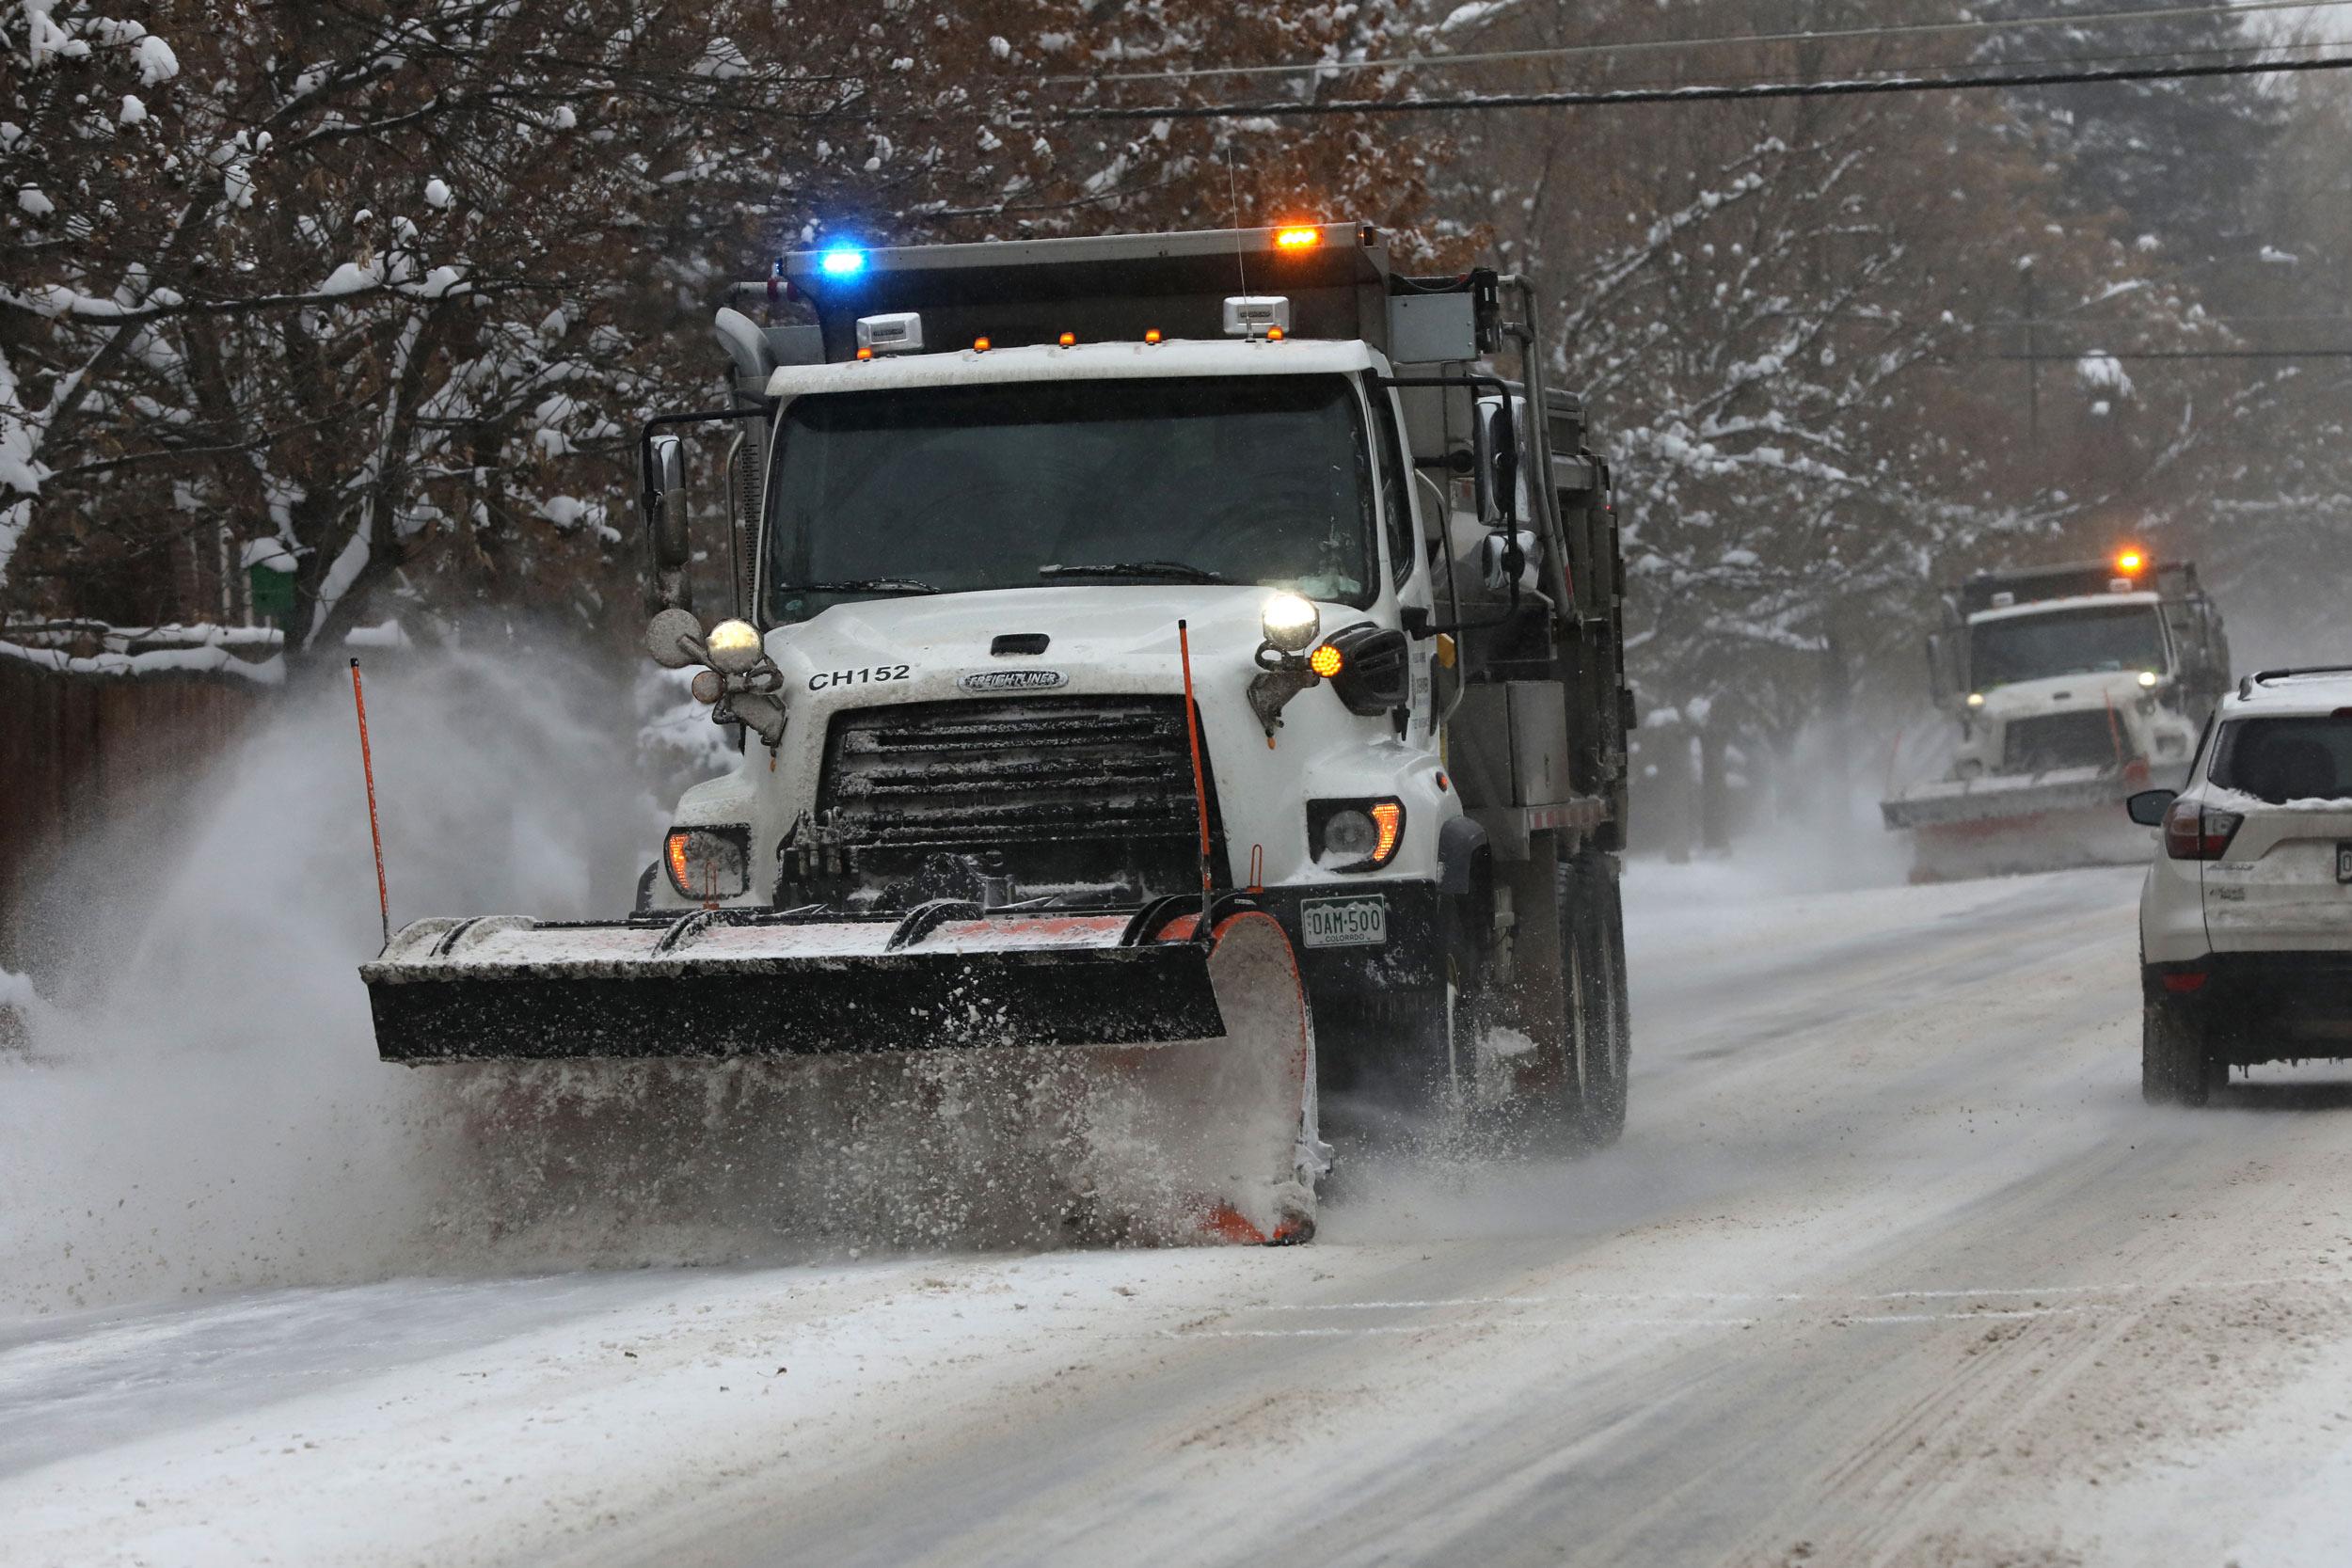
[{"xmin": 0, "ymin": 635, "xmax": 1242, "ymax": 1323}]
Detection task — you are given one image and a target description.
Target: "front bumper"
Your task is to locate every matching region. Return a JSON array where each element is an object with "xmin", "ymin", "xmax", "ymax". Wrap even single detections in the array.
[{"xmin": 2145, "ymin": 953, "xmax": 2352, "ymax": 1062}]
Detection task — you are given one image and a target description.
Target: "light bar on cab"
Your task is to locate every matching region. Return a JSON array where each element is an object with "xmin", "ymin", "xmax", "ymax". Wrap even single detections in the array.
[
  {"xmin": 2116, "ymin": 549, "xmax": 2145, "ymax": 575},
  {"xmin": 818, "ymin": 247, "xmax": 866, "ymax": 277},
  {"xmin": 1274, "ymin": 227, "xmax": 1321, "ymax": 249}
]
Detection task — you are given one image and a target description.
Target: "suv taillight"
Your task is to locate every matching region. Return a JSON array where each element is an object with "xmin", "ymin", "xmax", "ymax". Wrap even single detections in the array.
[{"xmin": 2163, "ymin": 799, "xmax": 2243, "ymax": 861}]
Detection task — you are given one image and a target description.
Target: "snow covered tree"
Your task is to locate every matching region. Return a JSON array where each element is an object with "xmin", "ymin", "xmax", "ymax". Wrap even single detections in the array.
[
  {"xmin": 1431, "ymin": 0, "xmax": 2267, "ymax": 813},
  {"xmin": 1, "ymin": 0, "xmax": 1449, "ymax": 675},
  {"xmin": 1974, "ymin": 0, "xmax": 2289, "ymax": 270}
]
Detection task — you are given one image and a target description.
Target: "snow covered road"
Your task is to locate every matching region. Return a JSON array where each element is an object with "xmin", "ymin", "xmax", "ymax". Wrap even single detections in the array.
[{"xmin": 13, "ymin": 863, "xmax": 2352, "ymax": 1567}]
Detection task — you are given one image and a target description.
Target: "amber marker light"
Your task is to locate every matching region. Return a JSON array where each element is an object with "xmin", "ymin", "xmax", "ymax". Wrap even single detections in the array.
[
  {"xmin": 665, "ymin": 831, "xmax": 693, "ymax": 892},
  {"xmin": 973, "ymin": 336, "xmax": 991, "ymax": 352},
  {"xmin": 1274, "ymin": 227, "xmax": 1320, "ymax": 248},
  {"xmin": 1368, "ymin": 801, "xmax": 1404, "ymax": 863},
  {"xmin": 1309, "ymin": 643, "xmax": 1344, "ymax": 679},
  {"xmin": 2117, "ymin": 549, "xmax": 2146, "ymax": 574},
  {"xmin": 1265, "ymin": 326, "xmax": 1285, "ymax": 341},
  {"xmin": 855, "ymin": 346, "xmax": 874, "ymax": 361},
  {"xmin": 1057, "ymin": 331, "xmax": 1076, "ymax": 347},
  {"xmin": 1144, "ymin": 329, "xmax": 1163, "ymax": 344}
]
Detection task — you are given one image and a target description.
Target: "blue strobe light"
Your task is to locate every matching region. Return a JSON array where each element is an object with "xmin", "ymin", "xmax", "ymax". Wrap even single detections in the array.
[{"xmin": 818, "ymin": 247, "xmax": 866, "ymax": 277}]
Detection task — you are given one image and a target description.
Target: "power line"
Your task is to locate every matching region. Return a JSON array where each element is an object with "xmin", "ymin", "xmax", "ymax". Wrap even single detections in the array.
[
  {"xmin": 1046, "ymin": 51, "xmax": 2352, "ymax": 122},
  {"xmin": 1067, "ymin": 0, "xmax": 2352, "ymax": 87},
  {"xmin": 1477, "ymin": 33, "xmax": 2345, "ymax": 107},
  {"xmin": 1995, "ymin": 348, "xmax": 2352, "ymax": 359}
]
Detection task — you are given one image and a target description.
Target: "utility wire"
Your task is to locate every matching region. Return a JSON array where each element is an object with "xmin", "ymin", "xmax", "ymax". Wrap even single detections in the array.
[
  {"xmin": 1044, "ymin": 52, "xmax": 2352, "ymax": 122},
  {"xmin": 1476, "ymin": 32, "xmax": 2347, "ymax": 105},
  {"xmin": 1066, "ymin": 0, "xmax": 2352, "ymax": 87},
  {"xmin": 1994, "ymin": 347, "xmax": 2352, "ymax": 359}
]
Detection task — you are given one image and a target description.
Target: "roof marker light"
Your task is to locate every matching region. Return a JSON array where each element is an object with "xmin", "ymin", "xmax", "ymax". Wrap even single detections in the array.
[
  {"xmin": 2117, "ymin": 549, "xmax": 2146, "ymax": 574},
  {"xmin": 1145, "ymin": 329, "xmax": 1163, "ymax": 345},
  {"xmin": 973, "ymin": 336, "xmax": 991, "ymax": 352},
  {"xmin": 855, "ymin": 346, "xmax": 874, "ymax": 361},
  {"xmin": 818, "ymin": 246, "xmax": 866, "ymax": 277},
  {"xmin": 1266, "ymin": 326, "xmax": 1285, "ymax": 342},
  {"xmin": 1275, "ymin": 227, "xmax": 1320, "ymax": 249},
  {"xmin": 1057, "ymin": 331, "xmax": 1076, "ymax": 347}
]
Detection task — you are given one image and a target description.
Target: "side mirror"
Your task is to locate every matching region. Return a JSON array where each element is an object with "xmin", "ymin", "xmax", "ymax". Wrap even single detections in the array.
[
  {"xmin": 646, "ymin": 435, "xmax": 690, "ymax": 570},
  {"xmin": 645, "ymin": 607, "xmax": 707, "ymax": 670},
  {"xmin": 2126, "ymin": 788, "xmax": 2176, "ymax": 828},
  {"xmin": 1475, "ymin": 402, "xmax": 1518, "ymax": 528},
  {"xmin": 1481, "ymin": 530, "xmax": 1533, "ymax": 593},
  {"xmin": 1925, "ymin": 632, "xmax": 1950, "ymax": 704}
]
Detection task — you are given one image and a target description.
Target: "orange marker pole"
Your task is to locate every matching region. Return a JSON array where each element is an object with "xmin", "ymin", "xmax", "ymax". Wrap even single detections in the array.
[
  {"xmin": 350, "ymin": 658, "xmax": 391, "ymax": 951},
  {"xmin": 1177, "ymin": 620, "xmax": 1216, "ymax": 940}
]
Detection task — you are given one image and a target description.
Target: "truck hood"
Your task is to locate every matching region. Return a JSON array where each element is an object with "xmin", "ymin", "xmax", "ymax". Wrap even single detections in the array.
[
  {"xmin": 1978, "ymin": 669, "xmax": 2159, "ymax": 720},
  {"xmin": 763, "ymin": 584, "xmax": 1322, "ymax": 677}
]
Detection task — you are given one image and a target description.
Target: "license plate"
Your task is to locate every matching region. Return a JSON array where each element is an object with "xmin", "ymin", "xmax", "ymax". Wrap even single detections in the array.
[
  {"xmin": 2339, "ymin": 843, "xmax": 2352, "ymax": 884},
  {"xmin": 1300, "ymin": 895, "xmax": 1386, "ymax": 949}
]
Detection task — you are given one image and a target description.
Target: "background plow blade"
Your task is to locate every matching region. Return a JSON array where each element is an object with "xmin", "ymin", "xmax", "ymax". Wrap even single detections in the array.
[
  {"xmin": 1880, "ymin": 766, "xmax": 2127, "ymax": 830},
  {"xmin": 1883, "ymin": 769, "xmax": 2156, "ymax": 880}
]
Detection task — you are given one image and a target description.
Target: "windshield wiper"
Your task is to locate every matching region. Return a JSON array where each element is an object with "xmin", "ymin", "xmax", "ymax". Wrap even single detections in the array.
[
  {"xmin": 778, "ymin": 578, "xmax": 941, "ymax": 596},
  {"xmin": 1039, "ymin": 560, "xmax": 1234, "ymax": 585}
]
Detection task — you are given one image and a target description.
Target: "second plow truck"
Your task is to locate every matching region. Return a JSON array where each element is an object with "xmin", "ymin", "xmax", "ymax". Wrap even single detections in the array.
[
  {"xmin": 1883, "ymin": 553, "xmax": 2231, "ymax": 880},
  {"xmin": 359, "ymin": 222, "xmax": 1636, "ymax": 1243}
]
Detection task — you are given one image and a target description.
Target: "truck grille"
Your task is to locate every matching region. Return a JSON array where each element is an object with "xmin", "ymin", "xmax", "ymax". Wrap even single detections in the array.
[
  {"xmin": 2003, "ymin": 710, "xmax": 2125, "ymax": 773},
  {"xmin": 818, "ymin": 696, "xmax": 1224, "ymax": 896}
]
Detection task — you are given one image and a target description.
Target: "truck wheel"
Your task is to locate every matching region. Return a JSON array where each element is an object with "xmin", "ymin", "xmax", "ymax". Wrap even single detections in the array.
[
  {"xmin": 2142, "ymin": 995, "xmax": 2217, "ymax": 1106},
  {"xmin": 1565, "ymin": 854, "xmax": 1631, "ymax": 1146}
]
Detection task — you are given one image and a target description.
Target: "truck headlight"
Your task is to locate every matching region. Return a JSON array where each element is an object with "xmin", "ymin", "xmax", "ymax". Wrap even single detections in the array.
[
  {"xmin": 664, "ymin": 825, "xmax": 751, "ymax": 899},
  {"xmin": 705, "ymin": 618, "xmax": 764, "ymax": 673},
  {"xmin": 1965, "ymin": 692, "xmax": 1986, "ymax": 709},
  {"xmin": 1310, "ymin": 799, "xmax": 1404, "ymax": 872},
  {"xmin": 1261, "ymin": 593, "xmax": 1320, "ymax": 654}
]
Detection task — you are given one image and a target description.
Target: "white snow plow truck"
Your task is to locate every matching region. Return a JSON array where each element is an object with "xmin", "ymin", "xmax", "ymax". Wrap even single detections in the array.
[
  {"xmin": 1882, "ymin": 553, "xmax": 2231, "ymax": 881},
  {"xmin": 358, "ymin": 222, "xmax": 1637, "ymax": 1243}
]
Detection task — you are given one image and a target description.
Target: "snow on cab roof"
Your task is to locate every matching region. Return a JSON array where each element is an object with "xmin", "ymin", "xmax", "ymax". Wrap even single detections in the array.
[
  {"xmin": 1965, "ymin": 589, "xmax": 2160, "ymax": 625},
  {"xmin": 2226, "ymin": 667, "xmax": 2352, "ymax": 714},
  {"xmin": 762, "ymin": 337, "xmax": 1378, "ymax": 400}
]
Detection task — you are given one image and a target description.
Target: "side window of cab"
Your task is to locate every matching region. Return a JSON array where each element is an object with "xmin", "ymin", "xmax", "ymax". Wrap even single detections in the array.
[{"xmin": 1369, "ymin": 388, "xmax": 1415, "ymax": 585}]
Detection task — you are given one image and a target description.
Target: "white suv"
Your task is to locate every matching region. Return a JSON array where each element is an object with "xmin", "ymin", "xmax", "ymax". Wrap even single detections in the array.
[{"xmin": 2132, "ymin": 667, "xmax": 2352, "ymax": 1103}]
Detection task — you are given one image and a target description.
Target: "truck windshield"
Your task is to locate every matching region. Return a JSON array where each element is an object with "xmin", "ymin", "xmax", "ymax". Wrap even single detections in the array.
[
  {"xmin": 765, "ymin": 374, "xmax": 1374, "ymax": 622},
  {"xmin": 2209, "ymin": 716, "xmax": 2352, "ymax": 803},
  {"xmin": 1969, "ymin": 604, "xmax": 2167, "ymax": 689}
]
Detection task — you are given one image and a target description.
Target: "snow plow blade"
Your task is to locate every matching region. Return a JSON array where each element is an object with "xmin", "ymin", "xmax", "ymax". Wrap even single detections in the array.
[
  {"xmin": 1881, "ymin": 767, "xmax": 2156, "ymax": 880},
  {"xmin": 360, "ymin": 904, "xmax": 1322, "ymax": 1243},
  {"xmin": 1879, "ymin": 765, "xmax": 2128, "ymax": 830},
  {"xmin": 361, "ymin": 907, "xmax": 1233, "ymax": 1062}
]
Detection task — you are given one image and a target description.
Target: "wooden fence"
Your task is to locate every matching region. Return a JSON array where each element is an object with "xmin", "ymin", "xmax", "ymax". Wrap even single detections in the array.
[{"xmin": 0, "ymin": 660, "xmax": 270, "ymax": 968}]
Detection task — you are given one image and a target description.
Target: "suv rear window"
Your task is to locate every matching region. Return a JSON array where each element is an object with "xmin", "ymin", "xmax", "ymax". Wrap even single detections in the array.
[{"xmin": 2210, "ymin": 716, "xmax": 2352, "ymax": 803}]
